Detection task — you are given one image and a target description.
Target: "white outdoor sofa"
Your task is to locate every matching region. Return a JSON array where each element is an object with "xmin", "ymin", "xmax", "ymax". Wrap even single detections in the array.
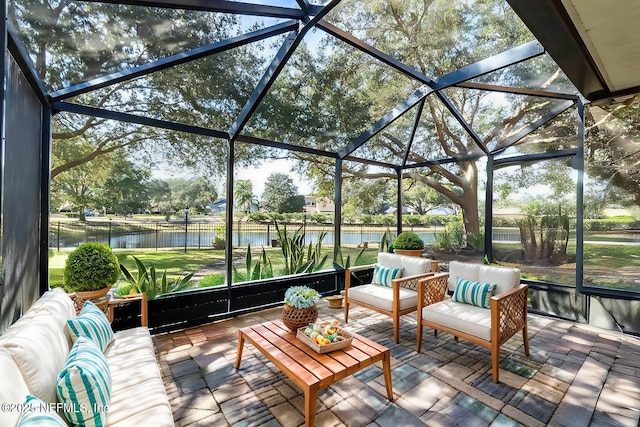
[{"xmin": 0, "ymin": 288, "xmax": 173, "ymax": 426}]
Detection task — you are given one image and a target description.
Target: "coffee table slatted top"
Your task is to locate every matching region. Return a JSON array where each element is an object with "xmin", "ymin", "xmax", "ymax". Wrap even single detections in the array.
[{"xmin": 235, "ymin": 320, "xmax": 393, "ymax": 427}]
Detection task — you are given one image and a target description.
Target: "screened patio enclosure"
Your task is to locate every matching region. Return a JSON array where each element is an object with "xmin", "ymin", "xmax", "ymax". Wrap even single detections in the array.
[{"xmin": 2, "ymin": 1, "xmax": 640, "ymax": 334}]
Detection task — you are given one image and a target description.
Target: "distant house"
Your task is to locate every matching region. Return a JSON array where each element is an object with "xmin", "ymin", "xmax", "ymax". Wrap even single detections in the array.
[
  {"xmin": 209, "ymin": 198, "xmax": 226, "ymax": 214},
  {"xmin": 303, "ymin": 196, "xmax": 335, "ymax": 214}
]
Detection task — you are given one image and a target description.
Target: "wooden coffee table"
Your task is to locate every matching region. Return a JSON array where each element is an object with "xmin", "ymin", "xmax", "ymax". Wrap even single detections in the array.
[{"xmin": 235, "ymin": 320, "xmax": 393, "ymax": 427}]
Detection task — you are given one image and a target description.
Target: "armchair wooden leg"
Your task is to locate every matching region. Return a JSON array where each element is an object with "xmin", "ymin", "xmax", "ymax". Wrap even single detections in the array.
[
  {"xmin": 416, "ymin": 323, "xmax": 423, "ymax": 353},
  {"xmin": 344, "ymin": 300, "xmax": 349, "ymax": 323},
  {"xmin": 393, "ymin": 319, "xmax": 399, "ymax": 344},
  {"xmin": 491, "ymin": 343, "xmax": 500, "ymax": 383},
  {"xmin": 523, "ymin": 324, "xmax": 530, "ymax": 356}
]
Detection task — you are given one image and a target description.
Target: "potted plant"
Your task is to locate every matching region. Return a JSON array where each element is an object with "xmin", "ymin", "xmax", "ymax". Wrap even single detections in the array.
[
  {"xmin": 281, "ymin": 285, "xmax": 320, "ymax": 331},
  {"xmin": 64, "ymin": 242, "xmax": 120, "ymax": 309},
  {"xmin": 392, "ymin": 231, "xmax": 424, "ymax": 257}
]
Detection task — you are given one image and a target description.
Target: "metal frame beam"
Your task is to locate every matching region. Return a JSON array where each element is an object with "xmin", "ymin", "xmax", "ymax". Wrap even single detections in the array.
[
  {"xmin": 52, "ymin": 101, "xmax": 230, "ymax": 139},
  {"xmin": 435, "ymin": 91, "xmax": 489, "ymax": 155},
  {"xmin": 235, "ymin": 135, "xmax": 338, "ymax": 159},
  {"xmin": 341, "ymin": 40, "xmax": 547, "ymax": 160},
  {"xmin": 39, "ymin": 106, "xmax": 52, "ymax": 295},
  {"xmin": 80, "ymin": 0, "xmax": 311, "ymax": 19},
  {"xmin": 343, "ymin": 155, "xmax": 403, "ymax": 170},
  {"xmin": 7, "ymin": 25, "xmax": 49, "ymax": 105},
  {"xmin": 433, "ymin": 41, "xmax": 544, "ymax": 89},
  {"xmin": 401, "ymin": 153, "xmax": 486, "ymax": 170},
  {"xmin": 492, "ymin": 148, "xmax": 577, "ymax": 168},
  {"xmin": 402, "ymin": 99, "xmax": 426, "ymax": 166},
  {"xmin": 49, "ymin": 21, "xmax": 299, "ymax": 102},
  {"xmin": 339, "ymin": 85, "xmax": 433, "ymax": 158},
  {"xmin": 457, "ymin": 81, "xmax": 579, "ymax": 100},
  {"xmin": 229, "ymin": 0, "xmax": 343, "ymax": 140},
  {"xmin": 491, "ymin": 99, "xmax": 575, "ymax": 154},
  {"xmin": 317, "ymin": 20, "xmax": 435, "ymax": 85}
]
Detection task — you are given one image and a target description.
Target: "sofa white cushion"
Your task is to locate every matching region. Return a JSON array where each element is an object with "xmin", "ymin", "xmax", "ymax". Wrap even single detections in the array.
[
  {"xmin": 0, "ymin": 315, "xmax": 71, "ymax": 404},
  {"xmin": 422, "ymin": 298, "xmax": 492, "ymax": 341},
  {"xmin": 447, "ymin": 261, "xmax": 480, "ymax": 292},
  {"xmin": 0, "ymin": 348, "xmax": 31, "ymax": 427},
  {"xmin": 478, "ymin": 264, "xmax": 520, "ymax": 295},
  {"xmin": 377, "ymin": 252, "xmax": 432, "ymax": 277},
  {"xmin": 107, "ymin": 327, "xmax": 156, "ymax": 357},
  {"xmin": 348, "ymin": 284, "xmax": 417, "ymax": 312},
  {"xmin": 29, "ymin": 288, "xmax": 76, "ymax": 322},
  {"xmin": 105, "ymin": 328, "xmax": 173, "ymax": 427}
]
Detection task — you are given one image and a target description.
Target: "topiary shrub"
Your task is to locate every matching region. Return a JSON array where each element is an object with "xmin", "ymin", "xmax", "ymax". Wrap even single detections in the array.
[
  {"xmin": 392, "ymin": 231, "xmax": 424, "ymax": 250},
  {"xmin": 63, "ymin": 242, "xmax": 120, "ymax": 292}
]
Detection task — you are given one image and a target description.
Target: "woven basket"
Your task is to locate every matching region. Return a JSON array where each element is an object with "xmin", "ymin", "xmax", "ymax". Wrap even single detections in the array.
[{"xmin": 281, "ymin": 304, "xmax": 318, "ymax": 331}]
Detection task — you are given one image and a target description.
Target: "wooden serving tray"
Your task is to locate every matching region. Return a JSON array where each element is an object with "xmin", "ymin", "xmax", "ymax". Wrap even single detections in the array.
[{"xmin": 296, "ymin": 327, "xmax": 353, "ymax": 353}]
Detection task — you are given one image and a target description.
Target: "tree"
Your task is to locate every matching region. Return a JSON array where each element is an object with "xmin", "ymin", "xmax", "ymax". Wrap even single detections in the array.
[
  {"xmin": 262, "ymin": 173, "xmax": 299, "ymax": 213},
  {"xmin": 146, "ymin": 179, "xmax": 172, "ymax": 214},
  {"xmin": 166, "ymin": 178, "xmax": 218, "ymax": 214},
  {"xmin": 50, "ymin": 145, "xmax": 114, "ymax": 221},
  {"xmin": 14, "ymin": 1, "xmax": 269, "ymax": 179},
  {"xmin": 51, "ymin": 151, "xmax": 152, "ymax": 218},
  {"xmin": 95, "ymin": 158, "xmax": 151, "ymax": 216},
  {"xmin": 342, "ymin": 179, "xmax": 392, "ymax": 216},
  {"xmin": 234, "ymin": 180, "xmax": 257, "ymax": 214},
  {"xmin": 401, "ymin": 181, "xmax": 453, "ymax": 215},
  {"xmin": 254, "ymin": 0, "xmax": 537, "ymax": 240}
]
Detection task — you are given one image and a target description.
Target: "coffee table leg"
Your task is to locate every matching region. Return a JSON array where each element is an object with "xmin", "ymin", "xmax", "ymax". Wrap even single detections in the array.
[
  {"xmin": 382, "ymin": 351, "xmax": 393, "ymax": 400},
  {"xmin": 235, "ymin": 331, "xmax": 245, "ymax": 369},
  {"xmin": 305, "ymin": 386, "xmax": 318, "ymax": 427}
]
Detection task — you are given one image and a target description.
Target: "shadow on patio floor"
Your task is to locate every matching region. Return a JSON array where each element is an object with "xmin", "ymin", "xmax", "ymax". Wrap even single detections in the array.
[{"xmin": 153, "ymin": 300, "xmax": 640, "ymax": 427}]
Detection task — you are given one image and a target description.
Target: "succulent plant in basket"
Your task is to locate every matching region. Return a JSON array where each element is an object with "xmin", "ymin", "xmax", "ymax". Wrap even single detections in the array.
[
  {"xmin": 282, "ymin": 286, "xmax": 320, "ymax": 331},
  {"xmin": 392, "ymin": 231, "xmax": 425, "ymax": 257}
]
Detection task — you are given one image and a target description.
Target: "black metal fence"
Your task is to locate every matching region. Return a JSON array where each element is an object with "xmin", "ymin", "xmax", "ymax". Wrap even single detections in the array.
[{"xmin": 49, "ymin": 220, "xmax": 416, "ymax": 251}]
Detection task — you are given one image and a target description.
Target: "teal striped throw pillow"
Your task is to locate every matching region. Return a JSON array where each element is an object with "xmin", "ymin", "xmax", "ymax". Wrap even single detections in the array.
[
  {"xmin": 372, "ymin": 264, "xmax": 403, "ymax": 287},
  {"xmin": 17, "ymin": 395, "xmax": 68, "ymax": 426},
  {"xmin": 66, "ymin": 300, "xmax": 113, "ymax": 353},
  {"xmin": 452, "ymin": 278, "xmax": 497, "ymax": 308},
  {"xmin": 57, "ymin": 337, "xmax": 111, "ymax": 427}
]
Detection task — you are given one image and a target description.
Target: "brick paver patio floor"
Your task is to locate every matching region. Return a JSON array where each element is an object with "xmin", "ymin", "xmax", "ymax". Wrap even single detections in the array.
[{"xmin": 153, "ymin": 300, "xmax": 640, "ymax": 427}]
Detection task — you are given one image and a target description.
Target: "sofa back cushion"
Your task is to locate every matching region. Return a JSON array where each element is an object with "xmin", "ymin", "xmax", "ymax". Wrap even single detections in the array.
[
  {"xmin": 448, "ymin": 261, "xmax": 480, "ymax": 292},
  {"xmin": 377, "ymin": 252, "xmax": 432, "ymax": 277},
  {"xmin": 0, "ymin": 315, "xmax": 71, "ymax": 404},
  {"xmin": 0, "ymin": 348, "xmax": 31, "ymax": 427},
  {"xmin": 0, "ymin": 289, "xmax": 76, "ymax": 405},
  {"xmin": 478, "ymin": 264, "xmax": 520, "ymax": 295},
  {"xmin": 447, "ymin": 261, "xmax": 521, "ymax": 295}
]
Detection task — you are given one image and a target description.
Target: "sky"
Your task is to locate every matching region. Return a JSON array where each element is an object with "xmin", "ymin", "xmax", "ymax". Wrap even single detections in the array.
[{"xmin": 235, "ymin": 158, "xmax": 313, "ymax": 197}]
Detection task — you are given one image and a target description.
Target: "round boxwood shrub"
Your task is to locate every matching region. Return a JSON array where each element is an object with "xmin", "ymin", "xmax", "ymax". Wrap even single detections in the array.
[
  {"xmin": 64, "ymin": 242, "xmax": 120, "ymax": 292},
  {"xmin": 392, "ymin": 231, "xmax": 424, "ymax": 250}
]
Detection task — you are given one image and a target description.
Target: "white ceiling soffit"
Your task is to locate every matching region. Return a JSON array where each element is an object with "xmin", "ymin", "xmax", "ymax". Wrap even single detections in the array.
[
  {"xmin": 561, "ymin": 0, "xmax": 640, "ymax": 95},
  {"xmin": 507, "ymin": 0, "xmax": 640, "ymax": 104}
]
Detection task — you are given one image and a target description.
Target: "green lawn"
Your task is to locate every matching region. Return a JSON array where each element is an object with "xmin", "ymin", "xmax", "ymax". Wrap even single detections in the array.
[
  {"xmin": 49, "ymin": 246, "xmax": 377, "ymax": 289},
  {"xmin": 49, "ymin": 248, "xmax": 225, "ymax": 288}
]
